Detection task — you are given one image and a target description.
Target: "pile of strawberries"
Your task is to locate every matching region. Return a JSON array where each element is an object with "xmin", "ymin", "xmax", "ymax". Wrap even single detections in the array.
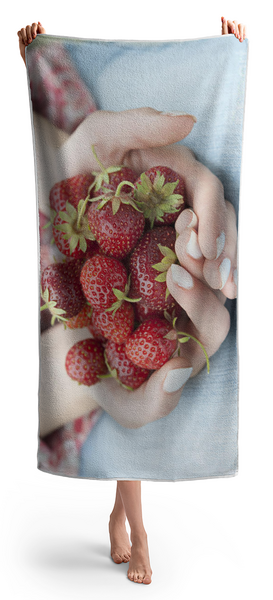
[{"xmin": 41, "ymin": 146, "xmax": 208, "ymax": 390}]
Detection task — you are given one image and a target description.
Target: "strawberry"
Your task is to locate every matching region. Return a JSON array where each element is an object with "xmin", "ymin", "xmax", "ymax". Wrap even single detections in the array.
[
  {"xmin": 52, "ymin": 205, "xmax": 97, "ymax": 259},
  {"xmin": 134, "ymin": 296, "xmax": 183, "ymax": 323},
  {"xmin": 87, "ymin": 181, "xmax": 145, "ymax": 258},
  {"xmin": 134, "ymin": 166, "xmax": 186, "ymax": 228},
  {"xmin": 49, "ymin": 173, "xmax": 94, "ymax": 214},
  {"xmin": 80, "ymin": 254, "xmax": 129, "ymax": 310},
  {"xmin": 65, "ymin": 339, "xmax": 108, "ymax": 386},
  {"xmin": 67, "ymin": 303, "xmax": 93, "ymax": 329},
  {"xmin": 90, "ymin": 145, "xmax": 138, "ymax": 196},
  {"xmin": 92, "ymin": 301, "xmax": 135, "ymax": 344},
  {"xmin": 104, "ymin": 340, "xmax": 151, "ymax": 390},
  {"xmin": 40, "ymin": 259, "xmax": 86, "ymax": 325},
  {"xmin": 125, "ymin": 317, "xmax": 177, "ymax": 370},
  {"xmin": 129, "ymin": 225, "xmax": 177, "ymax": 311}
]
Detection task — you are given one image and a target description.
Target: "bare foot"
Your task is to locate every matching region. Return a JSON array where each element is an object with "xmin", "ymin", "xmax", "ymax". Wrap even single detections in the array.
[
  {"xmin": 127, "ymin": 532, "xmax": 152, "ymax": 584},
  {"xmin": 109, "ymin": 514, "xmax": 131, "ymax": 564}
]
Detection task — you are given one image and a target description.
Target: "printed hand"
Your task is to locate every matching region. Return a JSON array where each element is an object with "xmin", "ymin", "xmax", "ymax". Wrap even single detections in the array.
[
  {"xmin": 47, "ymin": 107, "xmax": 236, "ymax": 429},
  {"xmin": 17, "ymin": 21, "xmax": 46, "ymax": 65},
  {"xmin": 221, "ymin": 17, "xmax": 246, "ymax": 42}
]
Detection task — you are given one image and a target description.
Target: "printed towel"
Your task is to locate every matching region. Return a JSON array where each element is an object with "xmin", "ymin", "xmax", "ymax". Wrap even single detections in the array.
[{"xmin": 26, "ymin": 34, "xmax": 248, "ymax": 480}]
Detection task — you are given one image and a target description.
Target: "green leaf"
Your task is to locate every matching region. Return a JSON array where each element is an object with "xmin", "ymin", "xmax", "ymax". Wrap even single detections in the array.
[
  {"xmin": 112, "ymin": 196, "xmax": 121, "ymax": 215},
  {"xmin": 152, "ymin": 262, "xmax": 168, "ymax": 272},
  {"xmin": 70, "ymin": 234, "xmax": 79, "ymax": 253},
  {"xmin": 65, "ymin": 202, "xmax": 77, "ymax": 219}
]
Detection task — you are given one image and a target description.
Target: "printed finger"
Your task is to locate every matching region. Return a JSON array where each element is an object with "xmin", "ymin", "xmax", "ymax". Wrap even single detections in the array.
[
  {"xmin": 202, "ymin": 200, "xmax": 237, "ymax": 298},
  {"xmin": 233, "ymin": 20, "xmax": 239, "ymax": 38},
  {"xmin": 166, "ymin": 264, "xmax": 230, "ymax": 375},
  {"xmin": 175, "ymin": 208, "xmax": 198, "ymax": 233},
  {"xmin": 174, "ymin": 226, "xmax": 205, "ymax": 282}
]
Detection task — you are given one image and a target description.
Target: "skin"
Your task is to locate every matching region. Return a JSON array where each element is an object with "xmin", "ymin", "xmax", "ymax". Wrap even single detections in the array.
[{"xmin": 18, "ymin": 18, "xmax": 246, "ymax": 585}]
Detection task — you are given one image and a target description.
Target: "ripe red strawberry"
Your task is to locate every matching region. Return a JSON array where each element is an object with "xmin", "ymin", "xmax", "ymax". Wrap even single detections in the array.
[
  {"xmin": 92, "ymin": 302, "xmax": 135, "ymax": 344},
  {"xmin": 129, "ymin": 226, "xmax": 177, "ymax": 311},
  {"xmin": 80, "ymin": 254, "xmax": 128, "ymax": 309},
  {"xmin": 49, "ymin": 173, "xmax": 94, "ymax": 214},
  {"xmin": 87, "ymin": 181, "xmax": 145, "ymax": 258},
  {"xmin": 134, "ymin": 296, "xmax": 183, "ymax": 323},
  {"xmin": 104, "ymin": 340, "xmax": 151, "ymax": 390},
  {"xmin": 90, "ymin": 145, "xmax": 138, "ymax": 196},
  {"xmin": 65, "ymin": 339, "xmax": 108, "ymax": 385},
  {"xmin": 67, "ymin": 304, "xmax": 93, "ymax": 329},
  {"xmin": 40, "ymin": 259, "xmax": 86, "ymax": 325},
  {"xmin": 134, "ymin": 166, "xmax": 186, "ymax": 228},
  {"xmin": 125, "ymin": 317, "xmax": 177, "ymax": 370}
]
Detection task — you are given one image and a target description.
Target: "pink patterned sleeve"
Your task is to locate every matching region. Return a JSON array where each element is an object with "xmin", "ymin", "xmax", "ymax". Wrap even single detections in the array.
[{"xmin": 27, "ymin": 42, "xmax": 97, "ymax": 133}]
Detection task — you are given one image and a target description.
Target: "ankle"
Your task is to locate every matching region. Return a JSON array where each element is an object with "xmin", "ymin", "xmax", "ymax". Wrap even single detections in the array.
[
  {"xmin": 130, "ymin": 528, "xmax": 147, "ymax": 544},
  {"xmin": 109, "ymin": 510, "xmax": 126, "ymax": 525}
]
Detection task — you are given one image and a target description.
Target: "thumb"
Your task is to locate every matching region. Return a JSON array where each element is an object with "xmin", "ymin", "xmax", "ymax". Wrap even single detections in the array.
[{"xmin": 143, "ymin": 355, "xmax": 193, "ymax": 418}]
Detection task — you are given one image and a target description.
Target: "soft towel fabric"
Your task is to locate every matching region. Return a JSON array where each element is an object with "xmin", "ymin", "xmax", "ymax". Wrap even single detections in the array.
[{"xmin": 26, "ymin": 34, "xmax": 248, "ymax": 481}]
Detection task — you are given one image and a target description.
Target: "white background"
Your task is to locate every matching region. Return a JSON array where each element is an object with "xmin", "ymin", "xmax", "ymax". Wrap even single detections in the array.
[{"xmin": 1, "ymin": 0, "xmax": 272, "ymax": 598}]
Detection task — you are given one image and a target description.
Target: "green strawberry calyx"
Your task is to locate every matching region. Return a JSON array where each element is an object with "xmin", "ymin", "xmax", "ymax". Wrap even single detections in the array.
[
  {"xmin": 134, "ymin": 171, "xmax": 184, "ymax": 228},
  {"xmin": 163, "ymin": 315, "xmax": 210, "ymax": 374},
  {"xmin": 55, "ymin": 199, "xmax": 96, "ymax": 254},
  {"xmin": 40, "ymin": 287, "xmax": 68, "ymax": 326},
  {"xmin": 98, "ymin": 352, "xmax": 134, "ymax": 391},
  {"xmin": 90, "ymin": 180, "xmax": 142, "ymax": 215},
  {"xmin": 152, "ymin": 243, "xmax": 178, "ymax": 301},
  {"xmin": 88, "ymin": 144, "xmax": 123, "ymax": 194},
  {"xmin": 105, "ymin": 274, "xmax": 141, "ymax": 316}
]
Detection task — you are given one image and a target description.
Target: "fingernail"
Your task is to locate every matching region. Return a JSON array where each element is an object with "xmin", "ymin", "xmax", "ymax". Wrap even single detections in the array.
[
  {"xmin": 186, "ymin": 230, "xmax": 203, "ymax": 259},
  {"xmin": 163, "ymin": 367, "xmax": 193, "ymax": 392},
  {"xmin": 187, "ymin": 209, "xmax": 198, "ymax": 229},
  {"xmin": 160, "ymin": 111, "xmax": 197, "ymax": 123},
  {"xmin": 171, "ymin": 264, "xmax": 194, "ymax": 289},
  {"xmin": 233, "ymin": 268, "xmax": 238, "ymax": 287},
  {"xmin": 219, "ymin": 257, "xmax": 231, "ymax": 289},
  {"xmin": 216, "ymin": 231, "xmax": 225, "ymax": 259}
]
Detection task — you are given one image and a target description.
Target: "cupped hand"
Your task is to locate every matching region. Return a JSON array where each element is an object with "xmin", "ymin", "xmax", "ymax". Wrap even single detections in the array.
[
  {"xmin": 48, "ymin": 106, "xmax": 235, "ymax": 429},
  {"xmin": 17, "ymin": 22, "xmax": 46, "ymax": 65},
  {"xmin": 221, "ymin": 16, "xmax": 246, "ymax": 42}
]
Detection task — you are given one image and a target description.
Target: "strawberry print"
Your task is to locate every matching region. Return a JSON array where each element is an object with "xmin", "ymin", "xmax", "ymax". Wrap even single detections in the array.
[
  {"xmin": 134, "ymin": 166, "xmax": 186, "ymax": 227},
  {"xmin": 40, "ymin": 259, "xmax": 86, "ymax": 325},
  {"xmin": 65, "ymin": 339, "xmax": 108, "ymax": 385},
  {"xmin": 92, "ymin": 301, "xmax": 135, "ymax": 344},
  {"xmin": 129, "ymin": 226, "xmax": 177, "ymax": 311},
  {"xmin": 80, "ymin": 254, "xmax": 128, "ymax": 310},
  {"xmin": 125, "ymin": 317, "xmax": 177, "ymax": 370},
  {"xmin": 104, "ymin": 340, "xmax": 151, "ymax": 390},
  {"xmin": 49, "ymin": 173, "xmax": 95, "ymax": 214}
]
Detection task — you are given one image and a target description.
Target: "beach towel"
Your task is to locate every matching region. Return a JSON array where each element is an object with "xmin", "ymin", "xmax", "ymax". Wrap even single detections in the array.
[{"xmin": 26, "ymin": 34, "xmax": 248, "ymax": 480}]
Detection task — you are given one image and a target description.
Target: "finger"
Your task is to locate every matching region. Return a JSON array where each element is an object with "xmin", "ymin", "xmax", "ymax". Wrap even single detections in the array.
[
  {"xmin": 166, "ymin": 264, "xmax": 230, "ymax": 375},
  {"xmin": 86, "ymin": 107, "xmax": 197, "ymax": 163},
  {"xmin": 175, "ymin": 223, "xmax": 205, "ymax": 282},
  {"xmin": 20, "ymin": 27, "xmax": 27, "ymax": 45},
  {"xmin": 221, "ymin": 17, "xmax": 228, "ymax": 35},
  {"xmin": 26, "ymin": 25, "xmax": 32, "ymax": 43},
  {"xmin": 202, "ymin": 200, "xmax": 237, "ymax": 298},
  {"xmin": 226, "ymin": 20, "xmax": 235, "ymax": 34},
  {"xmin": 91, "ymin": 355, "xmax": 193, "ymax": 428},
  {"xmin": 233, "ymin": 20, "xmax": 239, "ymax": 39},
  {"xmin": 31, "ymin": 22, "xmax": 38, "ymax": 39},
  {"xmin": 37, "ymin": 21, "xmax": 46, "ymax": 34},
  {"xmin": 238, "ymin": 23, "xmax": 244, "ymax": 42}
]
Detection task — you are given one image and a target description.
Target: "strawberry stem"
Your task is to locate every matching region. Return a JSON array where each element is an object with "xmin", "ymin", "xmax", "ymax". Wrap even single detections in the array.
[
  {"xmin": 115, "ymin": 180, "xmax": 135, "ymax": 196},
  {"xmin": 177, "ymin": 331, "xmax": 210, "ymax": 374}
]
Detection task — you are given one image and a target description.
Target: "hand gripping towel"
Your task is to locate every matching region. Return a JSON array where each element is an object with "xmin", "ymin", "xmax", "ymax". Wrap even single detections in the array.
[{"xmin": 25, "ymin": 34, "xmax": 248, "ymax": 480}]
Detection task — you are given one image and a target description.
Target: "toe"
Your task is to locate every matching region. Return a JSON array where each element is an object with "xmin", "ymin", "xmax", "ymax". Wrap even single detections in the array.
[
  {"xmin": 111, "ymin": 552, "xmax": 123, "ymax": 564},
  {"xmin": 143, "ymin": 573, "xmax": 152, "ymax": 584}
]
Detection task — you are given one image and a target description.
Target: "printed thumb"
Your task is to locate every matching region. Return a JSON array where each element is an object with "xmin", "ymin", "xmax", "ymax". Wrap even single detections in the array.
[{"xmin": 143, "ymin": 355, "xmax": 193, "ymax": 420}]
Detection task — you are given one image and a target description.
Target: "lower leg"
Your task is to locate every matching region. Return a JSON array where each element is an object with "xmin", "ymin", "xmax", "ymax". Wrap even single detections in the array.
[
  {"xmin": 117, "ymin": 481, "xmax": 152, "ymax": 584},
  {"xmin": 109, "ymin": 483, "xmax": 131, "ymax": 564}
]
